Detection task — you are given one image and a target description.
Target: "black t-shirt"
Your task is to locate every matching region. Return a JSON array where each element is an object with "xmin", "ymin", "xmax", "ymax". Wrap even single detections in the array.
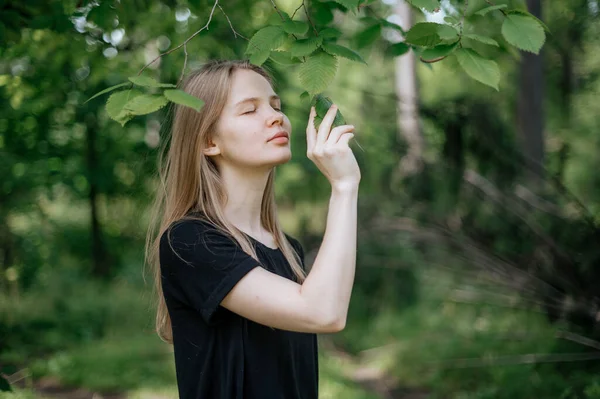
[{"xmin": 159, "ymin": 216, "xmax": 319, "ymax": 399}]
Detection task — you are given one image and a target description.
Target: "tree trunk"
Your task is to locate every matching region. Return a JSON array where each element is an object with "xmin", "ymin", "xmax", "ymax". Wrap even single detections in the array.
[
  {"xmin": 393, "ymin": 0, "xmax": 424, "ymax": 178},
  {"xmin": 85, "ymin": 115, "xmax": 110, "ymax": 278},
  {"xmin": 517, "ymin": 0, "xmax": 545, "ymax": 182}
]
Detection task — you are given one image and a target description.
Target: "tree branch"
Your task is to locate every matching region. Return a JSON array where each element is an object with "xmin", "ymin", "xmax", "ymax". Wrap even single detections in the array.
[{"xmin": 137, "ymin": 0, "xmax": 220, "ymax": 77}]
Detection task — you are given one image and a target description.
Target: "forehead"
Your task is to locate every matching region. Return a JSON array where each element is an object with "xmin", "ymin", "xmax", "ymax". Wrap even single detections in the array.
[{"xmin": 228, "ymin": 69, "xmax": 276, "ymax": 102}]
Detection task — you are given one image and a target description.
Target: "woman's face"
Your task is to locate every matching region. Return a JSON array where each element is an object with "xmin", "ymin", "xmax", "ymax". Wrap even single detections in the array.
[{"xmin": 206, "ymin": 69, "xmax": 292, "ymax": 170}]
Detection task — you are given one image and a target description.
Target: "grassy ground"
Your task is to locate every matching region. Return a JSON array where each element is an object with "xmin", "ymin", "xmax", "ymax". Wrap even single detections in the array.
[{"xmin": 2, "ymin": 265, "xmax": 600, "ymax": 398}]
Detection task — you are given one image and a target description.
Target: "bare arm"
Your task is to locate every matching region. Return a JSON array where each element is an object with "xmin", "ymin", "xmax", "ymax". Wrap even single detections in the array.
[{"xmin": 221, "ymin": 104, "xmax": 360, "ymax": 333}]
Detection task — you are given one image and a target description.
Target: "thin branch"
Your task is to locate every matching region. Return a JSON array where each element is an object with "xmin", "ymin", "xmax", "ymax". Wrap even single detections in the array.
[
  {"xmin": 291, "ymin": 3, "xmax": 304, "ymax": 19},
  {"xmin": 138, "ymin": 0, "xmax": 220, "ymax": 76},
  {"xmin": 484, "ymin": 0, "xmax": 508, "ymax": 16},
  {"xmin": 420, "ymin": 55, "xmax": 447, "ymax": 63},
  {"xmin": 269, "ymin": 0, "xmax": 287, "ymax": 20},
  {"xmin": 302, "ymin": 2, "xmax": 319, "ymax": 36},
  {"xmin": 460, "ymin": 0, "xmax": 468, "ymax": 37},
  {"xmin": 556, "ymin": 330, "xmax": 600, "ymax": 351},
  {"xmin": 178, "ymin": 43, "xmax": 188, "ymax": 86},
  {"xmin": 219, "ymin": 4, "xmax": 249, "ymax": 41}
]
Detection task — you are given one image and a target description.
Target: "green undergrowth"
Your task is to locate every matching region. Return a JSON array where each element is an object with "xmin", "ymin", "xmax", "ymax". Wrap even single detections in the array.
[{"xmin": 335, "ymin": 267, "xmax": 600, "ymax": 398}]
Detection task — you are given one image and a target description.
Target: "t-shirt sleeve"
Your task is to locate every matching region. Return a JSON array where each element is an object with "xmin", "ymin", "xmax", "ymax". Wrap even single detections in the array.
[{"xmin": 159, "ymin": 220, "xmax": 261, "ymax": 324}]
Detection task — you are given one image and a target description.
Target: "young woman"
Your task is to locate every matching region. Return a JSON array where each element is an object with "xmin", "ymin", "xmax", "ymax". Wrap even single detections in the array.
[{"xmin": 145, "ymin": 59, "xmax": 360, "ymax": 399}]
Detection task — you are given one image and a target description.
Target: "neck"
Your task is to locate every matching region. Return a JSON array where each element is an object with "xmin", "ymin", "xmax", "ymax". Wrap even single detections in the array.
[{"xmin": 219, "ymin": 164, "xmax": 272, "ymax": 235}]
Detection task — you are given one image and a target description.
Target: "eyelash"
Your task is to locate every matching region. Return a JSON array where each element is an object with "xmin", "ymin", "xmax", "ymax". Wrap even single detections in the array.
[{"xmin": 243, "ymin": 106, "xmax": 282, "ymax": 115}]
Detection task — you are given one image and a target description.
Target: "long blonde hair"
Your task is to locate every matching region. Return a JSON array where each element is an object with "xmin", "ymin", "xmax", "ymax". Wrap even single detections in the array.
[{"xmin": 144, "ymin": 60, "xmax": 305, "ymax": 343}]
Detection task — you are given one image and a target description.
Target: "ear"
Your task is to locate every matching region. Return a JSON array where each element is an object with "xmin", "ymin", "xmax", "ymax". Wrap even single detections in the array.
[{"xmin": 202, "ymin": 140, "xmax": 221, "ymax": 156}]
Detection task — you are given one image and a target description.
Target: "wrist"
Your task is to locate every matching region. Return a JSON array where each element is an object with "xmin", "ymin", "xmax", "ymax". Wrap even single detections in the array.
[{"xmin": 331, "ymin": 180, "xmax": 359, "ymax": 194}]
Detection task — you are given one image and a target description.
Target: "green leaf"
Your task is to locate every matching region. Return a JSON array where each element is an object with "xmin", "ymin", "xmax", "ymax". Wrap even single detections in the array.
[
  {"xmin": 404, "ymin": 22, "xmax": 443, "ymax": 47},
  {"xmin": 332, "ymin": 0, "xmax": 360, "ymax": 11},
  {"xmin": 354, "ymin": 24, "xmax": 381, "ymax": 49},
  {"xmin": 437, "ymin": 24, "xmax": 459, "ymax": 41},
  {"xmin": 474, "ymin": 4, "xmax": 508, "ymax": 16},
  {"xmin": 387, "ymin": 42, "xmax": 411, "ymax": 57},
  {"xmin": 311, "ymin": 93, "xmax": 346, "ymax": 130},
  {"xmin": 380, "ymin": 19, "xmax": 405, "ymax": 34},
  {"xmin": 245, "ymin": 26, "xmax": 286, "ymax": 55},
  {"xmin": 319, "ymin": 27, "xmax": 343, "ymax": 39},
  {"xmin": 290, "ymin": 36, "xmax": 323, "ymax": 58},
  {"xmin": 322, "ymin": 42, "xmax": 367, "ymax": 64},
  {"xmin": 454, "ymin": 48, "xmax": 500, "ymax": 90},
  {"xmin": 420, "ymin": 42, "xmax": 458, "ymax": 61},
  {"xmin": 249, "ymin": 49, "xmax": 271, "ymax": 66},
  {"xmin": 444, "ymin": 16, "xmax": 459, "ymax": 25},
  {"xmin": 269, "ymin": 51, "xmax": 302, "ymax": 66},
  {"xmin": 501, "ymin": 14, "xmax": 545, "ymax": 54},
  {"xmin": 300, "ymin": 91, "xmax": 310, "ymax": 103},
  {"xmin": 298, "ymin": 50, "xmax": 338, "ymax": 95},
  {"xmin": 507, "ymin": 10, "xmax": 551, "ymax": 33},
  {"xmin": 407, "ymin": 0, "xmax": 439, "ymax": 12},
  {"xmin": 128, "ymin": 76, "xmax": 176, "ymax": 88},
  {"xmin": 463, "ymin": 33, "xmax": 499, "ymax": 47},
  {"xmin": 282, "ymin": 20, "xmax": 309, "ymax": 35},
  {"xmin": 84, "ymin": 82, "xmax": 130, "ymax": 104},
  {"xmin": 267, "ymin": 10, "xmax": 291, "ymax": 25},
  {"xmin": 106, "ymin": 90, "xmax": 137, "ymax": 126},
  {"xmin": 164, "ymin": 89, "xmax": 204, "ymax": 111},
  {"xmin": 123, "ymin": 94, "xmax": 169, "ymax": 115},
  {"xmin": 312, "ymin": 2, "xmax": 334, "ymax": 25}
]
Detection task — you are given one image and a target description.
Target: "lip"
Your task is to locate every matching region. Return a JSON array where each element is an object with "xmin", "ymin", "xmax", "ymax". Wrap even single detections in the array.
[{"xmin": 268, "ymin": 131, "xmax": 289, "ymax": 142}]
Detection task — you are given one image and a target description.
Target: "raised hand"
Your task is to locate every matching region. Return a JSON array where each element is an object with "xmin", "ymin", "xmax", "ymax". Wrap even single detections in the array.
[{"xmin": 306, "ymin": 104, "xmax": 361, "ymax": 190}]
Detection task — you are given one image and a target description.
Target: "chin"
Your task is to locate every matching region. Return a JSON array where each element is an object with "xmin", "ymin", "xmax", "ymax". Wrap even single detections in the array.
[{"xmin": 273, "ymin": 153, "xmax": 292, "ymax": 166}]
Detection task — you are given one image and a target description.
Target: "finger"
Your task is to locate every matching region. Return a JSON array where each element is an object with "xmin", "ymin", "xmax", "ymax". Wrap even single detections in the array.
[
  {"xmin": 326, "ymin": 125, "xmax": 354, "ymax": 146},
  {"xmin": 315, "ymin": 104, "xmax": 338, "ymax": 147},
  {"xmin": 306, "ymin": 106, "xmax": 317, "ymax": 150},
  {"xmin": 337, "ymin": 132, "xmax": 355, "ymax": 147}
]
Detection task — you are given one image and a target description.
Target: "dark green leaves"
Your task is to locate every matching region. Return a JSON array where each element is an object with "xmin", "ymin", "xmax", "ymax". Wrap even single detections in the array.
[
  {"xmin": 128, "ymin": 76, "xmax": 176, "ymax": 88},
  {"xmin": 245, "ymin": 26, "xmax": 287, "ymax": 56},
  {"xmin": 501, "ymin": 14, "xmax": 546, "ymax": 54},
  {"xmin": 106, "ymin": 90, "xmax": 137, "ymax": 126},
  {"xmin": 404, "ymin": 22, "xmax": 443, "ymax": 47},
  {"xmin": 290, "ymin": 36, "xmax": 324, "ymax": 58},
  {"xmin": 322, "ymin": 42, "xmax": 366, "ymax": 64},
  {"xmin": 311, "ymin": 93, "xmax": 346, "ymax": 130},
  {"xmin": 298, "ymin": 50, "xmax": 338, "ymax": 96},
  {"xmin": 455, "ymin": 48, "xmax": 500, "ymax": 90},
  {"xmin": 463, "ymin": 33, "xmax": 499, "ymax": 47},
  {"xmin": 420, "ymin": 42, "xmax": 458, "ymax": 61},
  {"xmin": 407, "ymin": 0, "xmax": 440, "ymax": 12},
  {"xmin": 282, "ymin": 20, "xmax": 309, "ymax": 35},
  {"xmin": 475, "ymin": 4, "xmax": 508, "ymax": 16},
  {"xmin": 164, "ymin": 90, "xmax": 204, "ymax": 111},
  {"xmin": 84, "ymin": 83, "xmax": 130, "ymax": 104},
  {"xmin": 387, "ymin": 42, "xmax": 411, "ymax": 57}
]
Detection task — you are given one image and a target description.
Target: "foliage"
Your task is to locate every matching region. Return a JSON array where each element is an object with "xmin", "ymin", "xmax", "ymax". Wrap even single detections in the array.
[{"xmin": 72, "ymin": 0, "xmax": 549, "ymax": 125}]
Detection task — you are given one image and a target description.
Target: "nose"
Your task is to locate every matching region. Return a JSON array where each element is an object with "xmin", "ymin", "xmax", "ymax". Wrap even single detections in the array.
[{"xmin": 267, "ymin": 108, "xmax": 284, "ymax": 126}]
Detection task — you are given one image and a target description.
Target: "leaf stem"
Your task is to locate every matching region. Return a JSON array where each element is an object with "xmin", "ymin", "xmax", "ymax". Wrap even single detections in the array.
[
  {"xmin": 137, "ymin": 0, "xmax": 220, "ymax": 77},
  {"xmin": 484, "ymin": 0, "xmax": 508, "ymax": 16},
  {"xmin": 420, "ymin": 55, "xmax": 447, "ymax": 63},
  {"xmin": 291, "ymin": 3, "xmax": 303, "ymax": 19},
  {"xmin": 302, "ymin": 2, "xmax": 319, "ymax": 37}
]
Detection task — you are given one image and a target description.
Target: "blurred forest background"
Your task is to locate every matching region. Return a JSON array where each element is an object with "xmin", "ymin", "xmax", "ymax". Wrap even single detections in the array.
[{"xmin": 1, "ymin": 0, "xmax": 600, "ymax": 398}]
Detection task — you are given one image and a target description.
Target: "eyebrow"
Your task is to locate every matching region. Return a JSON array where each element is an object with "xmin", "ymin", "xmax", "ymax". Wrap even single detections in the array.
[{"xmin": 234, "ymin": 95, "xmax": 281, "ymax": 107}]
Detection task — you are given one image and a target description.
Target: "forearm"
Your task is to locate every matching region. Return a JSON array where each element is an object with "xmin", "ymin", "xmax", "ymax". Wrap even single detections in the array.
[{"xmin": 300, "ymin": 184, "xmax": 358, "ymax": 329}]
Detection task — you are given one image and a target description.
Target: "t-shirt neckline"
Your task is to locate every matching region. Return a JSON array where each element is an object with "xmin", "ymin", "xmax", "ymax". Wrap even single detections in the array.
[{"xmin": 242, "ymin": 233, "xmax": 280, "ymax": 252}]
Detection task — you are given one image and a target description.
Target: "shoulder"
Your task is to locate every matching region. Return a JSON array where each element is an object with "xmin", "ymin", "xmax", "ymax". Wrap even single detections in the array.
[{"xmin": 160, "ymin": 216, "xmax": 232, "ymax": 254}]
